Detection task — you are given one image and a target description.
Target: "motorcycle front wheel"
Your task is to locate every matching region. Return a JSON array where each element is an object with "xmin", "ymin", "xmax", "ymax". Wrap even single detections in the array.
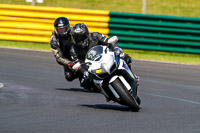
[{"xmin": 111, "ymin": 78, "xmax": 141, "ymax": 112}]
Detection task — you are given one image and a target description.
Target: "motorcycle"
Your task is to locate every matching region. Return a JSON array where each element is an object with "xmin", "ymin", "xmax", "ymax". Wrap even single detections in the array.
[{"xmin": 84, "ymin": 45, "xmax": 141, "ymax": 111}]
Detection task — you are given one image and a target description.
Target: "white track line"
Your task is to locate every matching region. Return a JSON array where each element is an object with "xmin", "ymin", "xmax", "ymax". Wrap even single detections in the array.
[
  {"xmin": 0, "ymin": 83, "xmax": 4, "ymax": 88},
  {"xmin": 142, "ymin": 92, "xmax": 200, "ymax": 105}
]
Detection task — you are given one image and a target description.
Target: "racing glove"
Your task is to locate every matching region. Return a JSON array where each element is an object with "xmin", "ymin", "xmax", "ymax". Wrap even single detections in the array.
[
  {"xmin": 114, "ymin": 47, "xmax": 123, "ymax": 56},
  {"xmin": 108, "ymin": 36, "xmax": 118, "ymax": 45},
  {"xmin": 68, "ymin": 61, "xmax": 81, "ymax": 71},
  {"xmin": 72, "ymin": 62, "xmax": 81, "ymax": 70}
]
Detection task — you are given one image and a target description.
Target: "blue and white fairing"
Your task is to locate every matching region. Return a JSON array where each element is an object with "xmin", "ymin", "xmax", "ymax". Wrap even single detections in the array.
[
  {"xmin": 85, "ymin": 45, "xmax": 118, "ymax": 79},
  {"xmin": 85, "ymin": 45, "xmax": 138, "ymax": 101}
]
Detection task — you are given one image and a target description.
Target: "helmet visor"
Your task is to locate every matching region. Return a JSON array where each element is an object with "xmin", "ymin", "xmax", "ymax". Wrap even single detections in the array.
[
  {"xmin": 74, "ymin": 33, "xmax": 88, "ymax": 43},
  {"xmin": 56, "ymin": 26, "xmax": 69, "ymax": 35}
]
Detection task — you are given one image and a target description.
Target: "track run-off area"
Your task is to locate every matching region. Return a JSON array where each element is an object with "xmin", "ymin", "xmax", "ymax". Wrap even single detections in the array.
[{"xmin": 0, "ymin": 47, "xmax": 200, "ymax": 133}]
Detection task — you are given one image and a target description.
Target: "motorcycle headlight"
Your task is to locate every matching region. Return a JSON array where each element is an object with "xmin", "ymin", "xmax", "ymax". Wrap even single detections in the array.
[{"xmin": 96, "ymin": 69, "xmax": 102, "ymax": 74}]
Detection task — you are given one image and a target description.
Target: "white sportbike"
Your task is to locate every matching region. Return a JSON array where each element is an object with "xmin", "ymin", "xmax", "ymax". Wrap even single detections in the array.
[{"xmin": 85, "ymin": 45, "xmax": 141, "ymax": 111}]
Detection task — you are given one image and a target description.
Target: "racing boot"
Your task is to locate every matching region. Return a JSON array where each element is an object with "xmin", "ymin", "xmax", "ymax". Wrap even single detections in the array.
[{"xmin": 134, "ymin": 74, "xmax": 141, "ymax": 105}]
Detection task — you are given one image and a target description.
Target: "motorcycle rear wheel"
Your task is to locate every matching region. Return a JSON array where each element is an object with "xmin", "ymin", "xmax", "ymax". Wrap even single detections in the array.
[{"xmin": 111, "ymin": 78, "xmax": 141, "ymax": 112}]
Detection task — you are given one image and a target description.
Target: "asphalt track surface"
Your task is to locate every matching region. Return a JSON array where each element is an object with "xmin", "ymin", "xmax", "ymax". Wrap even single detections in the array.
[{"xmin": 0, "ymin": 47, "xmax": 200, "ymax": 133}]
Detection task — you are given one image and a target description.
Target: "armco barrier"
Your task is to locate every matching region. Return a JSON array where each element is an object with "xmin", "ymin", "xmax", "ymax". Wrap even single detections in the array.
[
  {"xmin": 0, "ymin": 4, "xmax": 109, "ymax": 43},
  {"xmin": 108, "ymin": 12, "xmax": 200, "ymax": 54},
  {"xmin": 0, "ymin": 4, "xmax": 200, "ymax": 54}
]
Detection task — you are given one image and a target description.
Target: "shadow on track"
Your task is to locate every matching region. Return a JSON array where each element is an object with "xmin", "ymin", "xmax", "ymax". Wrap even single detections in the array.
[
  {"xmin": 79, "ymin": 104, "xmax": 131, "ymax": 112},
  {"xmin": 55, "ymin": 88, "xmax": 137, "ymax": 112},
  {"xmin": 55, "ymin": 88, "xmax": 89, "ymax": 92},
  {"xmin": 56, "ymin": 88, "xmax": 134, "ymax": 111},
  {"xmin": 55, "ymin": 88, "xmax": 100, "ymax": 93}
]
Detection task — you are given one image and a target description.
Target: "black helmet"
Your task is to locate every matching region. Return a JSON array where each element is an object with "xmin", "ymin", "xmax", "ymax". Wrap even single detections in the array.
[
  {"xmin": 71, "ymin": 23, "xmax": 89, "ymax": 49},
  {"xmin": 54, "ymin": 17, "xmax": 70, "ymax": 36}
]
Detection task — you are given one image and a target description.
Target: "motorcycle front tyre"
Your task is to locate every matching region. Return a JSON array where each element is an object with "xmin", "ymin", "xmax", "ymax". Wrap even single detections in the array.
[{"xmin": 111, "ymin": 78, "xmax": 141, "ymax": 112}]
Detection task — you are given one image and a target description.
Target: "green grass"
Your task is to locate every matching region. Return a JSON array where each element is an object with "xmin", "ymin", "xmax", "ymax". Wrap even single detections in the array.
[
  {"xmin": 1, "ymin": 0, "xmax": 200, "ymax": 17},
  {"xmin": 0, "ymin": 40, "xmax": 51, "ymax": 51},
  {"xmin": 125, "ymin": 49, "xmax": 200, "ymax": 65},
  {"xmin": 1, "ymin": 40, "xmax": 200, "ymax": 65}
]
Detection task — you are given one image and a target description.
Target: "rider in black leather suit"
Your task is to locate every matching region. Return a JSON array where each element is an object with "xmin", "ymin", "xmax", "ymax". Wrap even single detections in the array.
[{"xmin": 69, "ymin": 23, "xmax": 132, "ymax": 91}]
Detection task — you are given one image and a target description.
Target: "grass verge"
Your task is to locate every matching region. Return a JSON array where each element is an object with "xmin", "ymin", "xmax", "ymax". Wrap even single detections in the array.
[
  {"xmin": 0, "ymin": 40, "xmax": 51, "ymax": 51},
  {"xmin": 1, "ymin": 0, "xmax": 200, "ymax": 17},
  {"xmin": 1, "ymin": 40, "xmax": 199, "ymax": 65}
]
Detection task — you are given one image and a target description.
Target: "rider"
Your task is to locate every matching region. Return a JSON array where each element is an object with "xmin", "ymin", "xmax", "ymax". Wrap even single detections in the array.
[
  {"xmin": 49, "ymin": 17, "xmax": 77, "ymax": 81},
  {"xmin": 69, "ymin": 23, "xmax": 133, "ymax": 90}
]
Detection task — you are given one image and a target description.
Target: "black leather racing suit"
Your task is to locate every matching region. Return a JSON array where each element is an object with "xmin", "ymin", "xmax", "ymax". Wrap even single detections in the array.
[
  {"xmin": 49, "ymin": 29, "xmax": 77, "ymax": 81},
  {"xmin": 70, "ymin": 32, "xmax": 110, "ymax": 62},
  {"xmin": 70, "ymin": 32, "xmax": 130, "ymax": 69}
]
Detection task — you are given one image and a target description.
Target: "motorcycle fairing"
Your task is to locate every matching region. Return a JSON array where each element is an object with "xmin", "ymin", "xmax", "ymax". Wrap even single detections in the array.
[{"xmin": 85, "ymin": 45, "xmax": 139, "ymax": 103}]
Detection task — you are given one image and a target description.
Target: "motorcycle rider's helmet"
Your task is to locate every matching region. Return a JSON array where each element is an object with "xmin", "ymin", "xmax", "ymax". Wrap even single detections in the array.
[
  {"xmin": 71, "ymin": 23, "xmax": 89, "ymax": 49},
  {"xmin": 54, "ymin": 17, "xmax": 70, "ymax": 37}
]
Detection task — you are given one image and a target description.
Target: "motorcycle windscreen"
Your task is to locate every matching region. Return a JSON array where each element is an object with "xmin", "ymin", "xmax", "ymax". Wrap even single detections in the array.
[{"xmin": 86, "ymin": 46, "xmax": 103, "ymax": 61}]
